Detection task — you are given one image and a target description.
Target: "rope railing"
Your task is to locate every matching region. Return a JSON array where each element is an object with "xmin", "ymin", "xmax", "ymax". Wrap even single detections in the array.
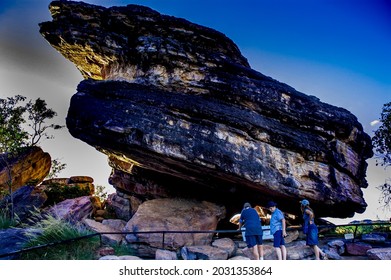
[{"xmin": 1, "ymin": 222, "xmax": 390, "ymax": 259}]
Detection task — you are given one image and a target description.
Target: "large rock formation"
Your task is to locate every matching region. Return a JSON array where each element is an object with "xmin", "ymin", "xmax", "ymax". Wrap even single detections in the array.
[
  {"xmin": 39, "ymin": 1, "xmax": 373, "ymax": 219},
  {"xmin": 0, "ymin": 146, "xmax": 51, "ymax": 199}
]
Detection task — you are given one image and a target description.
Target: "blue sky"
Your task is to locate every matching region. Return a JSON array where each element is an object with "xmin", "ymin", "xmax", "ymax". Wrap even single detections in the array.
[{"xmin": 0, "ymin": 0, "xmax": 390, "ymax": 222}]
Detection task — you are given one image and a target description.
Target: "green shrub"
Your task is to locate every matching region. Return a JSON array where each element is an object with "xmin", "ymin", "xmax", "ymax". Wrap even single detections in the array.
[
  {"xmin": 44, "ymin": 183, "xmax": 92, "ymax": 206},
  {"xmin": 20, "ymin": 214, "xmax": 100, "ymax": 260},
  {"xmin": 0, "ymin": 208, "xmax": 19, "ymax": 229}
]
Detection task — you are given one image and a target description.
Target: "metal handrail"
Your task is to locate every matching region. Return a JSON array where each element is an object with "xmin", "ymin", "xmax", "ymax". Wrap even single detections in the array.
[{"xmin": 1, "ymin": 222, "xmax": 389, "ymax": 259}]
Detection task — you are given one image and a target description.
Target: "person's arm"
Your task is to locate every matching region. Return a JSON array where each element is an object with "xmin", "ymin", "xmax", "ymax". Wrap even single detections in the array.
[
  {"xmin": 282, "ymin": 218, "xmax": 287, "ymax": 237},
  {"xmin": 305, "ymin": 209, "xmax": 314, "ymax": 224}
]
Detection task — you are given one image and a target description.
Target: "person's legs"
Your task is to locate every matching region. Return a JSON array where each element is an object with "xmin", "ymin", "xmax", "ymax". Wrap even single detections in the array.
[
  {"xmin": 275, "ymin": 247, "xmax": 282, "ymax": 260},
  {"xmin": 257, "ymin": 245, "xmax": 264, "ymax": 260},
  {"xmin": 281, "ymin": 245, "xmax": 287, "ymax": 260},
  {"xmin": 307, "ymin": 225, "xmax": 325, "ymax": 260},
  {"xmin": 314, "ymin": 245, "xmax": 327, "ymax": 259},
  {"xmin": 312, "ymin": 245, "xmax": 320, "ymax": 259},
  {"xmin": 254, "ymin": 235, "xmax": 264, "ymax": 260},
  {"xmin": 251, "ymin": 245, "xmax": 260, "ymax": 260},
  {"xmin": 246, "ymin": 236, "xmax": 258, "ymax": 260},
  {"xmin": 273, "ymin": 230, "xmax": 284, "ymax": 260}
]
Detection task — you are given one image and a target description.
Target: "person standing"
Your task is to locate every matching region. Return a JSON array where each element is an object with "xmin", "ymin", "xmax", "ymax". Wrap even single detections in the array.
[
  {"xmin": 238, "ymin": 202, "xmax": 264, "ymax": 260},
  {"xmin": 267, "ymin": 201, "xmax": 287, "ymax": 260},
  {"xmin": 300, "ymin": 199, "xmax": 327, "ymax": 260}
]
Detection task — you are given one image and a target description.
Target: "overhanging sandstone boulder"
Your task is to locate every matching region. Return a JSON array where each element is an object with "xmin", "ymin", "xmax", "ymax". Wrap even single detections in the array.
[{"xmin": 39, "ymin": 1, "xmax": 373, "ymax": 219}]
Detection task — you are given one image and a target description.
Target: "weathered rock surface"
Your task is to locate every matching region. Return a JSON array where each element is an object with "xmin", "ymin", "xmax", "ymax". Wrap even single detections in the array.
[
  {"xmin": 0, "ymin": 146, "xmax": 51, "ymax": 199},
  {"xmin": 39, "ymin": 1, "xmax": 373, "ymax": 219},
  {"xmin": 83, "ymin": 218, "xmax": 123, "ymax": 245},
  {"xmin": 0, "ymin": 185, "xmax": 47, "ymax": 222},
  {"xmin": 124, "ymin": 198, "xmax": 226, "ymax": 250},
  {"xmin": 366, "ymin": 247, "xmax": 391, "ymax": 260},
  {"xmin": 45, "ymin": 196, "xmax": 93, "ymax": 222}
]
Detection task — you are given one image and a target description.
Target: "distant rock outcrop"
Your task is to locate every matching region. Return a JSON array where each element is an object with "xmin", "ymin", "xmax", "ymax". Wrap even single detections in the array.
[{"xmin": 39, "ymin": 1, "xmax": 373, "ymax": 219}]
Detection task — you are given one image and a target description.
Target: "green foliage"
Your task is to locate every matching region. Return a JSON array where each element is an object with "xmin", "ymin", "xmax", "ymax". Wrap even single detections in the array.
[
  {"xmin": 20, "ymin": 214, "xmax": 100, "ymax": 260},
  {"xmin": 44, "ymin": 183, "xmax": 92, "ymax": 206},
  {"xmin": 0, "ymin": 208, "xmax": 20, "ymax": 229},
  {"xmin": 0, "ymin": 95, "xmax": 28, "ymax": 155},
  {"xmin": 26, "ymin": 97, "xmax": 64, "ymax": 146},
  {"xmin": 377, "ymin": 178, "xmax": 391, "ymax": 211},
  {"xmin": 0, "ymin": 95, "xmax": 64, "ymax": 153},
  {"xmin": 334, "ymin": 224, "xmax": 373, "ymax": 236},
  {"xmin": 46, "ymin": 158, "xmax": 67, "ymax": 179},
  {"xmin": 112, "ymin": 243, "xmax": 137, "ymax": 256},
  {"xmin": 1, "ymin": 95, "xmax": 64, "ymax": 221},
  {"xmin": 94, "ymin": 185, "xmax": 108, "ymax": 202},
  {"xmin": 373, "ymin": 102, "xmax": 391, "ymax": 167},
  {"xmin": 372, "ymin": 102, "xmax": 391, "ymax": 209}
]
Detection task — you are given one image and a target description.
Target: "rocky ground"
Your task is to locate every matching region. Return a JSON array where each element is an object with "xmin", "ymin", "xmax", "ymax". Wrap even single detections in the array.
[{"xmin": 95, "ymin": 228, "xmax": 391, "ymax": 260}]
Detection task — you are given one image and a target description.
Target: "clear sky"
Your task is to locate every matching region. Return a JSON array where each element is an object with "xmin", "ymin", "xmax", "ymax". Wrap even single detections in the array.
[{"xmin": 1, "ymin": 0, "xmax": 390, "ymax": 223}]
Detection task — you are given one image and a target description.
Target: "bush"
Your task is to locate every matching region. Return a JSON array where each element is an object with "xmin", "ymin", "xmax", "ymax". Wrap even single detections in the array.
[
  {"xmin": 0, "ymin": 208, "xmax": 19, "ymax": 229},
  {"xmin": 20, "ymin": 214, "xmax": 100, "ymax": 260},
  {"xmin": 44, "ymin": 183, "xmax": 92, "ymax": 206}
]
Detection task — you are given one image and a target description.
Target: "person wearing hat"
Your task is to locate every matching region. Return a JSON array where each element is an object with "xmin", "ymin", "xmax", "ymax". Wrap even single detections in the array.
[
  {"xmin": 267, "ymin": 201, "xmax": 287, "ymax": 260},
  {"xmin": 300, "ymin": 199, "xmax": 327, "ymax": 260},
  {"xmin": 238, "ymin": 202, "xmax": 264, "ymax": 260}
]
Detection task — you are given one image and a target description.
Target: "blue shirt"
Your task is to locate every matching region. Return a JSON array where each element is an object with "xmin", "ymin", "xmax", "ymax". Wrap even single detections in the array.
[
  {"xmin": 270, "ymin": 208, "xmax": 284, "ymax": 235},
  {"xmin": 239, "ymin": 207, "xmax": 263, "ymax": 236}
]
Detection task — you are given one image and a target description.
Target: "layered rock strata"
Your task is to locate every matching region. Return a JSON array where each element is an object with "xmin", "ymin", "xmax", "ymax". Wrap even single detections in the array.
[{"xmin": 39, "ymin": 1, "xmax": 373, "ymax": 218}]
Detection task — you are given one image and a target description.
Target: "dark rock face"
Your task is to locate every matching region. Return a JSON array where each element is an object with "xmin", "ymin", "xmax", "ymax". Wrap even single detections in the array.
[{"xmin": 39, "ymin": 1, "xmax": 373, "ymax": 219}]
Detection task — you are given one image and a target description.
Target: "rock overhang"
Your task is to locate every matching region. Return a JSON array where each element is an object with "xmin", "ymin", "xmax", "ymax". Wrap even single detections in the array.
[{"xmin": 39, "ymin": 0, "xmax": 373, "ymax": 219}]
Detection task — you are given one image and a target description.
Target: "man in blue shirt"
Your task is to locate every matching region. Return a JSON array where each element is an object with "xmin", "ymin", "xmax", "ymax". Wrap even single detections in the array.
[
  {"xmin": 239, "ymin": 202, "xmax": 264, "ymax": 260},
  {"xmin": 267, "ymin": 201, "xmax": 287, "ymax": 260}
]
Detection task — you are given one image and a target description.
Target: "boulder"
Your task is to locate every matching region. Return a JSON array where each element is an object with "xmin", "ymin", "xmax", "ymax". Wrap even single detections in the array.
[
  {"xmin": 45, "ymin": 196, "xmax": 93, "ymax": 222},
  {"xmin": 0, "ymin": 146, "xmax": 51, "ymax": 199},
  {"xmin": 0, "ymin": 185, "xmax": 47, "ymax": 222},
  {"xmin": 285, "ymin": 241, "xmax": 314, "ymax": 260},
  {"xmin": 39, "ymin": 1, "xmax": 373, "ymax": 219},
  {"xmin": 327, "ymin": 239, "xmax": 346, "ymax": 255},
  {"xmin": 211, "ymin": 238, "xmax": 237, "ymax": 258},
  {"xmin": 345, "ymin": 242, "xmax": 372, "ymax": 256},
  {"xmin": 83, "ymin": 218, "xmax": 123, "ymax": 245},
  {"xmin": 124, "ymin": 198, "xmax": 225, "ymax": 250},
  {"xmin": 366, "ymin": 248, "xmax": 391, "ymax": 260},
  {"xmin": 155, "ymin": 249, "xmax": 178, "ymax": 260},
  {"xmin": 106, "ymin": 192, "xmax": 132, "ymax": 221},
  {"xmin": 181, "ymin": 245, "xmax": 228, "ymax": 260}
]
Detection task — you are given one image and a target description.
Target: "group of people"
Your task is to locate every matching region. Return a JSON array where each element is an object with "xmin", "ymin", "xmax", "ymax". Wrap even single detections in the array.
[{"xmin": 238, "ymin": 200, "xmax": 327, "ymax": 260}]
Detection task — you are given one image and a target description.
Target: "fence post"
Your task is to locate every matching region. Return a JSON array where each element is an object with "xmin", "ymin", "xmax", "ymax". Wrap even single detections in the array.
[
  {"xmin": 162, "ymin": 232, "xmax": 165, "ymax": 250},
  {"xmin": 353, "ymin": 225, "xmax": 358, "ymax": 243}
]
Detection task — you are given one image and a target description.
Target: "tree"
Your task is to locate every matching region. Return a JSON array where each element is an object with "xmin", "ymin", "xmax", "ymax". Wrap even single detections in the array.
[
  {"xmin": 0, "ymin": 95, "xmax": 29, "ymax": 154},
  {"xmin": 372, "ymin": 102, "xmax": 391, "ymax": 210},
  {"xmin": 46, "ymin": 158, "xmax": 67, "ymax": 179},
  {"xmin": 26, "ymin": 98, "xmax": 64, "ymax": 146},
  {"xmin": 0, "ymin": 95, "xmax": 64, "ymax": 221}
]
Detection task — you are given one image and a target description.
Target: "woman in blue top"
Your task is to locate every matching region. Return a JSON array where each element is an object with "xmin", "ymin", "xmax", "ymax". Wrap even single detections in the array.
[
  {"xmin": 300, "ymin": 199, "xmax": 327, "ymax": 260},
  {"xmin": 267, "ymin": 201, "xmax": 287, "ymax": 260},
  {"xmin": 239, "ymin": 202, "xmax": 264, "ymax": 260}
]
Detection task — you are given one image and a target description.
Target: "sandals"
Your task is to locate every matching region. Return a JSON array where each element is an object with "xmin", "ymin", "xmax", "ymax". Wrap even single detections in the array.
[{"xmin": 320, "ymin": 253, "xmax": 328, "ymax": 260}]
